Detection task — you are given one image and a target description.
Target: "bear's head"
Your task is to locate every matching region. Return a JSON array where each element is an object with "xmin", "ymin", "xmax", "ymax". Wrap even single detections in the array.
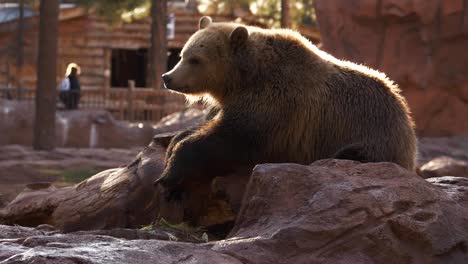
[{"xmin": 161, "ymin": 16, "xmax": 249, "ymax": 101}]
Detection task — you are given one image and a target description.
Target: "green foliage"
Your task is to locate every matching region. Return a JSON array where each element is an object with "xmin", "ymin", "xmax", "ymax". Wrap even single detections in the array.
[
  {"xmin": 76, "ymin": 0, "xmax": 148, "ymax": 22},
  {"xmin": 252, "ymin": 0, "xmax": 281, "ymax": 27},
  {"xmin": 201, "ymin": 0, "xmax": 316, "ymax": 28},
  {"xmin": 254, "ymin": 0, "xmax": 316, "ymax": 28},
  {"xmin": 61, "ymin": 168, "xmax": 101, "ymax": 183},
  {"xmin": 38, "ymin": 167, "xmax": 99, "ymax": 184},
  {"xmin": 141, "ymin": 218, "xmax": 209, "ymax": 242},
  {"xmin": 296, "ymin": 0, "xmax": 316, "ymax": 27},
  {"xmin": 38, "ymin": 168, "xmax": 62, "ymax": 176},
  {"xmin": 202, "ymin": 0, "xmax": 251, "ymax": 15},
  {"xmin": 153, "ymin": 217, "xmax": 206, "ymax": 233},
  {"xmin": 70, "ymin": 0, "xmax": 316, "ymax": 28}
]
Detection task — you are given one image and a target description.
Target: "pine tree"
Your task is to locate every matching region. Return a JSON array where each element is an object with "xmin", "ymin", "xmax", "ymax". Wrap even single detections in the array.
[{"xmin": 33, "ymin": 0, "xmax": 59, "ymax": 150}]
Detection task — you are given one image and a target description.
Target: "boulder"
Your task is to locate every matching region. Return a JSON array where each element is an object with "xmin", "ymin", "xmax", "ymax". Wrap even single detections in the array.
[
  {"xmin": 1, "ymin": 160, "xmax": 468, "ymax": 263},
  {"xmin": 0, "ymin": 99, "xmax": 154, "ymax": 148},
  {"xmin": 152, "ymin": 108, "xmax": 207, "ymax": 134},
  {"xmin": 419, "ymin": 156, "xmax": 468, "ymax": 178},
  {"xmin": 314, "ymin": 0, "xmax": 468, "ymax": 136},
  {"xmin": 57, "ymin": 109, "xmax": 155, "ymax": 148},
  {"xmin": 0, "ymin": 225, "xmax": 242, "ymax": 264},
  {"xmin": 0, "ymin": 99, "xmax": 207, "ymax": 148},
  {"xmin": 427, "ymin": 176, "xmax": 468, "ymax": 208},
  {"xmin": 417, "ymin": 136, "xmax": 468, "ymax": 165},
  {"xmin": 216, "ymin": 160, "xmax": 468, "ymax": 263}
]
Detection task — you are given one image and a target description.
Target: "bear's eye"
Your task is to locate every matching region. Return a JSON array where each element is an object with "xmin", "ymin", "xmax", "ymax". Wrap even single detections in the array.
[{"xmin": 188, "ymin": 58, "xmax": 200, "ymax": 65}]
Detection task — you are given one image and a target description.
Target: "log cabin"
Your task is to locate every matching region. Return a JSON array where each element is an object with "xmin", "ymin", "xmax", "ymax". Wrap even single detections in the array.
[
  {"xmin": 0, "ymin": 1, "xmax": 319, "ymax": 121},
  {"xmin": 0, "ymin": 2, "xmax": 250, "ymax": 91}
]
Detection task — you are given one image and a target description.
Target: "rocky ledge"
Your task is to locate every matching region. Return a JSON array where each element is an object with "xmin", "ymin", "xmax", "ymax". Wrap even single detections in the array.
[{"xmin": 1, "ymin": 159, "xmax": 467, "ymax": 263}]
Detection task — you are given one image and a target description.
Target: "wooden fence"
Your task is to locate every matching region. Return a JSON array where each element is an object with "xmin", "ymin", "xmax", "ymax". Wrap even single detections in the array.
[{"xmin": 0, "ymin": 82, "xmax": 188, "ymax": 123}]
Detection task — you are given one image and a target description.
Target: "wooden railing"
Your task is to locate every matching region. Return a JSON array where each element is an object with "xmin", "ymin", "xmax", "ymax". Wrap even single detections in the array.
[{"xmin": 0, "ymin": 82, "xmax": 188, "ymax": 123}]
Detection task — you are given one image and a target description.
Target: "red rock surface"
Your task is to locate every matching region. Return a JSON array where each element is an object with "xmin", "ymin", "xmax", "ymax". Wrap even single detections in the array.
[
  {"xmin": 152, "ymin": 108, "xmax": 207, "ymax": 134},
  {"xmin": 0, "ymin": 99, "xmax": 154, "ymax": 148},
  {"xmin": 2, "ymin": 160, "xmax": 468, "ymax": 263},
  {"xmin": 418, "ymin": 156, "xmax": 468, "ymax": 178},
  {"xmin": 417, "ymin": 136, "xmax": 468, "ymax": 165},
  {"xmin": 219, "ymin": 160, "xmax": 468, "ymax": 263},
  {"xmin": 314, "ymin": 0, "xmax": 468, "ymax": 136},
  {"xmin": 0, "ymin": 99, "xmax": 206, "ymax": 148},
  {"xmin": 427, "ymin": 176, "xmax": 468, "ymax": 208},
  {"xmin": 0, "ymin": 225, "xmax": 241, "ymax": 264}
]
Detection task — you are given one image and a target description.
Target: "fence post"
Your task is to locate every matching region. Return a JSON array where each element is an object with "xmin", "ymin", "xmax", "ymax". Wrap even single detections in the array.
[
  {"xmin": 127, "ymin": 80, "xmax": 135, "ymax": 122},
  {"xmin": 103, "ymin": 48, "xmax": 111, "ymax": 101}
]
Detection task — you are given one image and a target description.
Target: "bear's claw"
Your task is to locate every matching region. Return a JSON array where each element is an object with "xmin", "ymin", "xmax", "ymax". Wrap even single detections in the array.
[{"xmin": 153, "ymin": 176, "xmax": 184, "ymax": 201}]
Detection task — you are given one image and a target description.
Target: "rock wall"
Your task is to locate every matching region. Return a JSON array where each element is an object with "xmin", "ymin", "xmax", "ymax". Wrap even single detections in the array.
[
  {"xmin": 0, "ymin": 99, "xmax": 205, "ymax": 148},
  {"xmin": 314, "ymin": 0, "xmax": 468, "ymax": 136}
]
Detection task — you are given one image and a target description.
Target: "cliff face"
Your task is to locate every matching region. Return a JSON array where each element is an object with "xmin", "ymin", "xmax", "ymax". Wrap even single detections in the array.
[{"xmin": 315, "ymin": 0, "xmax": 468, "ymax": 136}]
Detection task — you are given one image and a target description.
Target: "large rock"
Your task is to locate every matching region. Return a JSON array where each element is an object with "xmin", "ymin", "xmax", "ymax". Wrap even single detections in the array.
[
  {"xmin": 417, "ymin": 136, "xmax": 468, "ymax": 165},
  {"xmin": 0, "ymin": 225, "xmax": 241, "ymax": 264},
  {"xmin": 217, "ymin": 160, "xmax": 468, "ymax": 263},
  {"xmin": 419, "ymin": 156, "xmax": 468, "ymax": 178},
  {"xmin": 314, "ymin": 0, "xmax": 468, "ymax": 136},
  {"xmin": 0, "ymin": 99, "xmax": 154, "ymax": 148},
  {"xmin": 0, "ymin": 99, "xmax": 207, "ymax": 148},
  {"xmin": 427, "ymin": 176, "xmax": 468, "ymax": 208},
  {"xmin": 152, "ymin": 108, "xmax": 207, "ymax": 134},
  {"xmin": 1, "ymin": 160, "xmax": 467, "ymax": 263}
]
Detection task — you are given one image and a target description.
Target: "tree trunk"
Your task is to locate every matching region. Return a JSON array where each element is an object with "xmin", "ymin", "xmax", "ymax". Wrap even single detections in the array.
[
  {"xmin": 281, "ymin": 0, "xmax": 290, "ymax": 28},
  {"xmin": 17, "ymin": 0, "xmax": 25, "ymax": 100},
  {"xmin": 0, "ymin": 135, "xmax": 248, "ymax": 233},
  {"xmin": 148, "ymin": 0, "xmax": 167, "ymax": 89},
  {"xmin": 33, "ymin": 0, "xmax": 59, "ymax": 151}
]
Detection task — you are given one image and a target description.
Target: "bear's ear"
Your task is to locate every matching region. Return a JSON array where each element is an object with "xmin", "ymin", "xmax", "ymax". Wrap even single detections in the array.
[
  {"xmin": 199, "ymin": 16, "xmax": 212, "ymax": 30},
  {"xmin": 230, "ymin": 26, "xmax": 249, "ymax": 48}
]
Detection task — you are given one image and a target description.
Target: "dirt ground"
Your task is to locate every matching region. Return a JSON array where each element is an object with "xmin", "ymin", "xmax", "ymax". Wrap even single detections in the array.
[{"xmin": 0, "ymin": 145, "xmax": 140, "ymax": 207}]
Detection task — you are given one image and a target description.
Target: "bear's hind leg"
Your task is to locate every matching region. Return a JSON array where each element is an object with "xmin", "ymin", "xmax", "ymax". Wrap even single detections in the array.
[{"xmin": 332, "ymin": 143, "xmax": 369, "ymax": 163}]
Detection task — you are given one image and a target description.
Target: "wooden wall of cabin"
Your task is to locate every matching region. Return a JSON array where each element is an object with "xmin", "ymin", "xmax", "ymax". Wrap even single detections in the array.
[
  {"xmin": 0, "ymin": 17, "xmax": 39, "ymax": 90},
  {"xmin": 0, "ymin": 11, "xmax": 218, "ymax": 92},
  {"xmin": 58, "ymin": 16, "xmax": 109, "ymax": 91},
  {"xmin": 87, "ymin": 16, "xmax": 150, "ymax": 90},
  {"xmin": 0, "ymin": 16, "xmax": 103, "ymax": 91}
]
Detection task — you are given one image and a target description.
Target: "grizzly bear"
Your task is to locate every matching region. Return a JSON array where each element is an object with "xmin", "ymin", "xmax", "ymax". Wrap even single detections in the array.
[{"xmin": 154, "ymin": 16, "xmax": 417, "ymax": 190}]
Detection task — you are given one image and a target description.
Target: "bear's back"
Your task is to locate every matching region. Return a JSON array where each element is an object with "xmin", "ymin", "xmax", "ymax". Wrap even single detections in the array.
[{"xmin": 241, "ymin": 31, "xmax": 416, "ymax": 169}]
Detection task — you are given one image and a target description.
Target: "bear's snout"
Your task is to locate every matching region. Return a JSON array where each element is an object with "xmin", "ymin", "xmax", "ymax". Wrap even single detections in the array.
[{"xmin": 161, "ymin": 74, "xmax": 172, "ymax": 88}]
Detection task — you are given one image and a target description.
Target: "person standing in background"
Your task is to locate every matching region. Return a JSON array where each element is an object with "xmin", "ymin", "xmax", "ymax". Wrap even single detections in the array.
[{"xmin": 58, "ymin": 63, "xmax": 81, "ymax": 109}]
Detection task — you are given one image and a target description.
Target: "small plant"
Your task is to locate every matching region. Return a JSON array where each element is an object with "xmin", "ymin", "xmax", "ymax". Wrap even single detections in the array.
[
  {"xmin": 62, "ymin": 168, "xmax": 101, "ymax": 183},
  {"xmin": 140, "ymin": 218, "xmax": 209, "ymax": 242}
]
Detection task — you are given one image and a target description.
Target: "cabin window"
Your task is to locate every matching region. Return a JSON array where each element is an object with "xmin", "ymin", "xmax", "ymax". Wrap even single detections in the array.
[
  {"xmin": 111, "ymin": 48, "xmax": 148, "ymax": 88},
  {"xmin": 167, "ymin": 48, "xmax": 182, "ymax": 71},
  {"xmin": 110, "ymin": 48, "xmax": 181, "ymax": 88}
]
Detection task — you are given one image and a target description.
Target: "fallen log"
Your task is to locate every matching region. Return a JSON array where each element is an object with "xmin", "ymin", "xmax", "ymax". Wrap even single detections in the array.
[{"xmin": 0, "ymin": 133, "xmax": 249, "ymax": 233}]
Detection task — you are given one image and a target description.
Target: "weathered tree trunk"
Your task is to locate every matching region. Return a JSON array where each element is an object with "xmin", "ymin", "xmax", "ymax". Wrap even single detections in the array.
[
  {"xmin": 0, "ymin": 141, "xmax": 165, "ymax": 232},
  {"xmin": 33, "ymin": 0, "xmax": 59, "ymax": 150},
  {"xmin": 281, "ymin": 0, "xmax": 290, "ymax": 28},
  {"xmin": 148, "ymin": 0, "xmax": 167, "ymax": 89},
  {"xmin": 0, "ymin": 134, "xmax": 248, "ymax": 233},
  {"xmin": 16, "ymin": 0, "xmax": 25, "ymax": 100}
]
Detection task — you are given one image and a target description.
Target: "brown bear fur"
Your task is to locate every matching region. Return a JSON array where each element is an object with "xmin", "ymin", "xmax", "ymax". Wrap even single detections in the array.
[{"xmin": 155, "ymin": 16, "xmax": 417, "ymax": 189}]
